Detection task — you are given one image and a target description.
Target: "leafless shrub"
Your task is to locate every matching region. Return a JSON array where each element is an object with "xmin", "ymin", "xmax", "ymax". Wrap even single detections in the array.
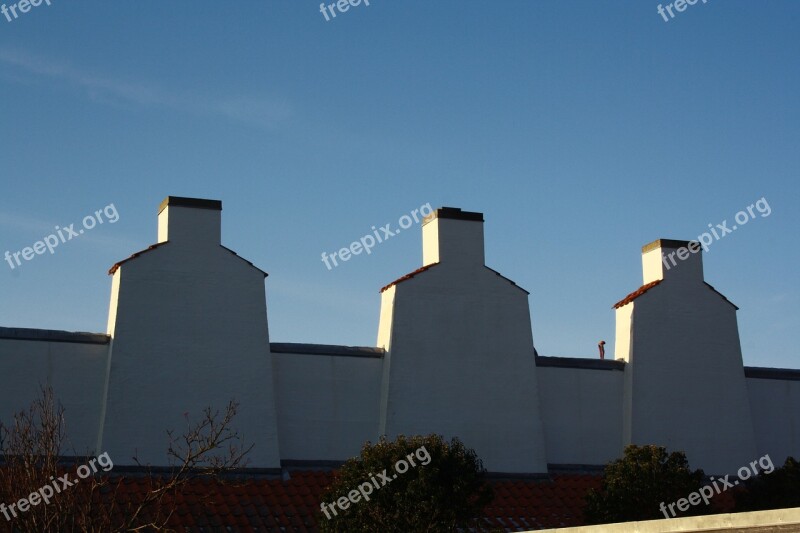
[{"xmin": 0, "ymin": 386, "xmax": 252, "ymax": 532}]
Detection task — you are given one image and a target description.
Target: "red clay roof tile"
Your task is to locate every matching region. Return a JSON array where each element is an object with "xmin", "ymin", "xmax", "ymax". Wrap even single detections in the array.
[
  {"xmin": 108, "ymin": 242, "xmax": 169, "ymax": 275},
  {"xmin": 380, "ymin": 263, "xmax": 440, "ymax": 292},
  {"xmin": 108, "ymin": 243, "xmax": 268, "ymax": 277},
  {"xmin": 23, "ymin": 469, "xmax": 741, "ymax": 531},
  {"xmin": 613, "ymin": 279, "xmax": 663, "ymax": 309}
]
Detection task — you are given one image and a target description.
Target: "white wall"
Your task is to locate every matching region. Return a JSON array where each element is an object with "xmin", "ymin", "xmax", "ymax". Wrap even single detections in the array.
[
  {"xmin": 99, "ymin": 201, "xmax": 281, "ymax": 469},
  {"xmin": 272, "ymin": 350, "xmax": 382, "ymax": 461},
  {"xmin": 622, "ymin": 282, "xmax": 758, "ymax": 474},
  {"xmin": 613, "ymin": 304, "xmax": 633, "ymax": 361},
  {"xmin": 537, "ymin": 363, "xmax": 624, "ymax": 466},
  {"xmin": 0, "ymin": 334, "xmax": 108, "ymax": 454},
  {"xmin": 379, "ymin": 264, "xmax": 549, "ymax": 473},
  {"xmin": 379, "ymin": 209, "xmax": 549, "ymax": 474},
  {"xmin": 746, "ymin": 374, "xmax": 800, "ymax": 464}
]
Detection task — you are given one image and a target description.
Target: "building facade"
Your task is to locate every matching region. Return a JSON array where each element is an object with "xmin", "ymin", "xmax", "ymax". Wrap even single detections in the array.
[{"xmin": 1, "ymin": 197, "xmax": 798, "ymax": 475}]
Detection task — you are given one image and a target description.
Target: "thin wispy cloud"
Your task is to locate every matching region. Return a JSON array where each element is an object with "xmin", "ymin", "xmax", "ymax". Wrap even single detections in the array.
[
  {"xmin": 0, "ymin": 210, "xmax": 139, "ymax": 254},
  {"xmin": 0, "ymin": 48, "xmax": 292, "ymax": 128},
  {"xmin": 0, "ymin": 211, "xmax": 59, "ymax": 235}
]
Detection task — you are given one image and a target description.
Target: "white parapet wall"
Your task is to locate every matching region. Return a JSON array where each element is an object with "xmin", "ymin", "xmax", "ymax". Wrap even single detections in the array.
[
  {"xmin": 537, "ymin": 360, "xmax": 625, "ymax": 466},
  {"xmin": 745, "ymin": 368, "xmax": 800, "ymax": 467},
  {"xmin": 271, "ymin": 344, "xmax": 384, "ymax": 462},
  {"xmin": 532, "ymin": 507, "xmax": 800, "ymax": 532},
  {"xmin": 0, "ymin": 328, "xmax": 109, "ymax": 454}
]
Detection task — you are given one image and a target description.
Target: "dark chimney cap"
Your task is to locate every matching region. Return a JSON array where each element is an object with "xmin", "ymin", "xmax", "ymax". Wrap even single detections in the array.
[
  {"xmin": 423, "ymin": 207, "xmax": 484, "ymax": 224},
  {"xmin": 641, "ymin": 239, "xmax": 699, "ymax": 254},
  {"xmin": 159, "ymin": 196, "xmax": 222, "ymax": 215}
]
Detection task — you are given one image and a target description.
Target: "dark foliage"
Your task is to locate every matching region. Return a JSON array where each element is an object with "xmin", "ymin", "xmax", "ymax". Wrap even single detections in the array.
[
  {"xmin": 736, "ymin": 456, "xmax": 800, "ymax": 512},
  {"xmin": 584, "ymin": 444, "xmax": 706, "ymax": 524},
  {"xmin": 318, "ymin": 434, "xmax": 494, "ymax": 533}
]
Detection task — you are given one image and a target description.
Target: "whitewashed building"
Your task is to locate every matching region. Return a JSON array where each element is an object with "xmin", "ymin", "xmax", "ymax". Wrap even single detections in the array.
[{"xmin": 1, "ymin": 197, "xmax": 798, "ymax": 475}]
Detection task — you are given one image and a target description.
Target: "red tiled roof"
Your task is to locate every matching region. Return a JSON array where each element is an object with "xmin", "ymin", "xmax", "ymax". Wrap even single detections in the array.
[
  {"xmin": 380, "ymin": 264, "xmax": 529, "ymax": 294},
  {"xmin": 380, "ymin": 263, "xmax": 440, "ymax": 293},
  {"xmin": 0, "ymin": 470, "xmax": 737, "ymax": 531},
  {"xmin": 108, "ymin": 243, "xmax": 267, "ymax": 277},
  {"xmin": 108, "ymin": 242, "xmax": 169, "ymax": 275},
  {"xmin": 612, "ymin": 280, "xmax": 739, "ymax": 311},
  {"xmin": 612, "ymin": 280, "xmax": 663, "ymax": 309},
  {"xmin": 38, "ymin": 471, "xmax": 603, "ymax": 532},
  {"xmin": 484, "ymin": 474, "xmax": 603, "ymax": 530}
]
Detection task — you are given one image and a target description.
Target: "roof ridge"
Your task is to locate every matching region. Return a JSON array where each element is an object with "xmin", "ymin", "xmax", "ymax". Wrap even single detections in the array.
[
  {"xmin": 612, "ymin": 279, "xmax": 663, "ymax": 309},
  {"xmin": 379, "ymin": 262, "xmax": 440, "ymax": 292}
]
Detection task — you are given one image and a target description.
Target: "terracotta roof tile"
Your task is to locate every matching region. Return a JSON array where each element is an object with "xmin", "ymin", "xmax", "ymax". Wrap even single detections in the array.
[
  {"xmin": 14, "ymin": 469, "xmax": 742, "ymax": 531},
  {"xmin": 108, "ymin": 243, "xmax": 268, "ymax": 277},
  {"xmin": 380, "ymin": 263, "xmax": 529, "ymax": 294},
  {"xmin": 612, "ymin": 279, "xmax": 663, "ymax": 309},
  {"xmin": 613, "ymin": 280, "xmax": 739, "ymax": 311},
  {"xmin": 108, "ymin": 242, "xmax": 169, "ymax": 275},
  {"xmin": 379, "ymin": 263, "xmax": 440, "ymax": 292}
]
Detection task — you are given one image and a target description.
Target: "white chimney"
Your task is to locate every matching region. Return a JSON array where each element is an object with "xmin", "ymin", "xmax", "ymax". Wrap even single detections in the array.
[
  {"xmin": 157, "ymin": 196, "xmax": 222, "ymax": 247},
  {"xmin": 422, "ymin": 207, "xmax": 485, "ymax": 267},
  {"xmin": 641, "ymin": 238, "xmax": 704, "ymax": 285}
]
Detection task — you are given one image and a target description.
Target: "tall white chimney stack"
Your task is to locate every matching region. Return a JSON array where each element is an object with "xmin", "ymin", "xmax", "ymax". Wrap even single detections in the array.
[
  {"xmin": 157, "ymin": 196, "xmax": 222, "ymax": 247},
  {"xmin": 641, "ymin": 238, "xmax": 704, "ymax": 286},
  {"xmin": 422, "ymin": 207, "xmax": 485, "ymax": 268}
]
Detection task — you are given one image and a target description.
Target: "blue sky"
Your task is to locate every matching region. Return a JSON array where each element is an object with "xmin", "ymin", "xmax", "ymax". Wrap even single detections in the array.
[{"xmin": 0, "ymin": 1, "xmax": 797, "ymax": 368}]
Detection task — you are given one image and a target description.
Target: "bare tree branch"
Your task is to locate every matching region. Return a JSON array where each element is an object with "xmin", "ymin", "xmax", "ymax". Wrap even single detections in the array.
[{"xmin": 0, "ymin": 388, "xmax": 253, "ymax": 533}]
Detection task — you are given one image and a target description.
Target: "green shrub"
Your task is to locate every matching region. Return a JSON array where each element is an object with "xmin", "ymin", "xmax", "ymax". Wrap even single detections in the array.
[
  {"xmin": 318, "ymin": 434, "xmax": 494, "ymax": 533},
  {"xmin": 584, "ymin": 444, "xmax": 706, "ymax": 524}
]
